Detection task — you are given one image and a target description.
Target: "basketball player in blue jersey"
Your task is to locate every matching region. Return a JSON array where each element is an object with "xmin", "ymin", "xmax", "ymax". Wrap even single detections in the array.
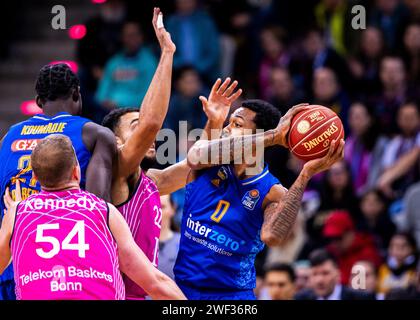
[
  {"xmin": 174, "ymin": 99, "xmax": 345, "ymax": 300},
  {"xmin": 0, "ymin": 63, "xmax": 116, "ymax": 299}
]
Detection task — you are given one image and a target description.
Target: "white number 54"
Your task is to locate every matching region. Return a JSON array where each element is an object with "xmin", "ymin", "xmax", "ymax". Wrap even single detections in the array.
[{"xmin": 35, "ymin": 221, "xmax": 90, "ymax": 259}]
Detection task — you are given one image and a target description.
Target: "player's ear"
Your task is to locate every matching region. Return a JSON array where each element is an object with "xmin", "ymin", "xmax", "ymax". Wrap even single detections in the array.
[
  {"xmin": 72, "ymin": 164, "xmax": 81, "ymax": 184},
  {"xmin": 72, "ymin": 88, "xmax": 80, "ymax": 102},
  {"xmin": 35, "ymin": 95, "xmax": 44, "ymax": 108},
  {"xmin": 116, "ymin": 136, "xmax": 123, "ymax": 147}
]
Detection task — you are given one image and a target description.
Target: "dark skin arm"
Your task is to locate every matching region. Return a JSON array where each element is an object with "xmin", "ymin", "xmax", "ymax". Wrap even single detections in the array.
[
  {"xmin": 187, "ymin": 103, "xmax": 309, "ymax": 171},
  {"xmin": 261, "ymin": 139, "xmax": 345, "ymax": 246},
  {"xmin": 186, "ymin": 78, "xmax": 243, "ymax": 183},
  {"xmin": 82, "ymin": 122, "xmax": 117, "ymax": 202},
  {"xmin": 147, "ymin": 78, "xmax": 243, "ymax": 193}
]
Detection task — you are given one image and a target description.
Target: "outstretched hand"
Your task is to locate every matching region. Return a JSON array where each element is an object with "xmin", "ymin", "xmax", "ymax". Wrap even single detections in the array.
[
  {"xmin": 200, "ymin": 77, "xmax": 242, "ymax": 125},
  {"xmin": 152, "ymin": 7, "xmax": 176, "ymax": 54}
]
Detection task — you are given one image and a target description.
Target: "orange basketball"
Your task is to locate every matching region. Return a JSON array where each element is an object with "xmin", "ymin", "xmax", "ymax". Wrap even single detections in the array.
[{"xmin": 287, "ymin": 105, "xmax": 344, "ymax": 161}]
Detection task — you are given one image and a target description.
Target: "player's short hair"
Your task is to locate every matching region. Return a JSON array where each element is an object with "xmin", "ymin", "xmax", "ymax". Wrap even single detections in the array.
[
  {"xmin": 31, "ymin": 134, "xmax": 78, "ymax": 188},
  {"xmin": 102, "ymin": 107, "xmax": 138, "ymax": 133},
  {"xmin": 241, "ymin": 99, "xmax": 281, "ymax": 131},
  {"xmin": 35, "ymin": 63, "xmax": 80, "ymax": 103},
  {"xmin": 309, "ymin": 249, "xmax": 338, "ymax": 268},
  {"xmin": 265, "ymin": 263, "xmax": 296, "ymax": 282}
]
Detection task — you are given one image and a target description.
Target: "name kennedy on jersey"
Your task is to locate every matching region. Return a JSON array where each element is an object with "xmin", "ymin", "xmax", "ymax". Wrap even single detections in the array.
[{"xmin": 21, "ymin": 196, "xmax": 97, "ymax": 212}]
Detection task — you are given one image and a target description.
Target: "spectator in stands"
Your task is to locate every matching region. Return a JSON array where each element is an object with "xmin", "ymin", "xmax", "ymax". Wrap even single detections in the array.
[
  {"xmin": 166, "ymin": 0, "xmax": 220, "ymax": 84},
  {"xmin": 295, "ymin": 249, "xmax": 376, "ymax": 300},
  {"xmin": 323, "ymin": 210, "xmax": 383, "ymax": 285},
  {"xmin": 164, "ymin": 66, "xmax": 207, "ymax": 134},
  {"xmin": 158, "ymin": 195, "xmax": 181, "ymax": 280},
  {"xmin": 357, "ymin": 189, "xmax": 396, "ymax": 253},
  {"xmin": 290, "ymin": 28, "xmax": 352, "ymax": 93},
  {"xmin": 77, "ymin": 0, "xmax": 127, "ymax": 122},
  {"xmin": 264, "ymin": 263, "xmax": 297, "ymax": 300},
  {"xmin": 377, "ymin": 144, "xmax": 420, "ymax": 200},
  {"xmin": 386, "ymin": 260, "xmax": 420, "ymax": 299},
  {"xmin": 404, "ymin": 0, "xmax": 420, "ymax": 20},
  {"xmin": 345, "ymin": 102, "xmax": 383, "ymax": 194},
  {"xmin": 370, "ymin": 56, "xmax": 414, "ymax": 134},
  {"xmin": 312, "ymin": 67, "xmax": 350, "ymax": 131},
  {"xmin": 370, "ymin": 0, "xmax": 409, "ymax": 50},
  {"xmin": 314, "ymin": 0, "xmax": 354, "ymax": 56},
  {"xmin": 294, "ymin": 260, "xmax": 312, "ymax": 292},
  {"xmin": 350, "ymin": 260, "xmax": 383, "ymax": 299},
  {"xmin": 264, "ymin": 213, "xmax": 306, "ymax": 267},
  {"xmin": 258, "ymin": 26, "xmax": 290, "ymax": 99},
  {"xmin": 267, "ymin": 67, "xmax": 305, "ymax": 115},
  {"xmin": 96, "ymin": 21, "xmax": 157, "ymax": 109},
  {"xmin": 348, "ymin": 27, "xmax": 384, "ymax": 95},
  {"xmin": 377, "ymin": 232, "xmax": 418, "ymax": 294},
  {"xmin": 255, "ymin": 264, "xmax": 270, "ymax": 300},
  {"xmin": 402, "ymin": 23, "xmax": 420, "ymax": 86},
  {"xmin": 402, "ymin": 182, "xmax": 420, "ymax": 248},
  {"xmin": 379, "ymin": 102, "xmax": 420, "ymax": 198},
  {"xmin": 301, "ymin": 160, "xmax": 359, "ymax": 259}
]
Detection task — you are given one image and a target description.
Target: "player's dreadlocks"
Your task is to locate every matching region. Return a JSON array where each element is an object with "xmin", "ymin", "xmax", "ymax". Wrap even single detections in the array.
[{"xmin": 35, "ymin": 63, "xmax": 80, "ymax": 103}]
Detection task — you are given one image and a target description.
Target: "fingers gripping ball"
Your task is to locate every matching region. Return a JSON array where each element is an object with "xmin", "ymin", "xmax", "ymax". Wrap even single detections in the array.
[{"xmin": 287, "ymin": 105, "xmax": 344, "ymax": 161}]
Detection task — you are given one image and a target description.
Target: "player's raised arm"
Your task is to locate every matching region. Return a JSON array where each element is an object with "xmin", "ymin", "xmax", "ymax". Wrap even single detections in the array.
[
  {"xmin": 261, "ymin": 139, "xmax": 345, "ymax": 247},
  {"xmin": 146, "ymin": 77, "xmax": 242, "ymax": 193},
  {"xmin": 118, "ymin": 8, "xmax": 176, "ymax": 178},
  {"xmin": 83, "ymin": 123, "xmax": 117, "ymax": 202},
  {"xmin": 107, "ymin": 203, "xmax": 186, "ymax": 300},
  {"xmin": 187, "ymin": 103, "xmax": 309, "ymax": 170},
  {"xmin": 0, "ymin": 203, "xmax": 17, "ymax": 275}
]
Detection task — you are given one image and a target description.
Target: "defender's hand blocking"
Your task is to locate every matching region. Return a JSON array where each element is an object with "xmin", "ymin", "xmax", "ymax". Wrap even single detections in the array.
[
  {"xmin": 302, "ymin": 139, "xmax": 345, "ymax": 178},
  {"xmin": 200, "ymin": 78, "xmax": 242, "ymax": 125},
  {"xmin": 152, "ymin": 8, "xmax": 176, "ymax": 54},
  {"xmin": 273, "ymin": 103, "xmax": 310, "ymax": 148}
]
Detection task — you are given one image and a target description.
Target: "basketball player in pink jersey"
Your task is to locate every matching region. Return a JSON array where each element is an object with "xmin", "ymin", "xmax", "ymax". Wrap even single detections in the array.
[
  {"xmin": 0, "ymin": 135, "xmax": 186, "ymax": 300},
  {"xmin": 102, "ymin": 8, "xmax": 242, "ymax": 299}
]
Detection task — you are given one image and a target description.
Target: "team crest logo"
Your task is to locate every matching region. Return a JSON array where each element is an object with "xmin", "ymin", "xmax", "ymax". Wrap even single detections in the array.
[
  {"xmin": 211, "ymin": 179, "xmax": 220, "ymax": 187},
  {"xmin": 241, "ymin": 189, "xmax": 260, "ymax": 211},
  {"xmin": 217, "ymin": 167, "xmax": 228, "ymax": 180}
]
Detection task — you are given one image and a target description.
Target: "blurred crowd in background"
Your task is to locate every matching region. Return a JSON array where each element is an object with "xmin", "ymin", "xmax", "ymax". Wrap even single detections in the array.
[{"xmin": 6, "ymin": 0, "xmax": 420, "ymax": 300}]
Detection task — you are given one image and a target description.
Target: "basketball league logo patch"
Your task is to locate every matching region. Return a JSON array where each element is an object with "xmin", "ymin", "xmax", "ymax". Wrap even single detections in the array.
[
  {"xmin": 297, "ymin": 120, "xmax": 310, "ymax": 134},
  {"xmin": 241, "ymin": 189, "xmax": 260, "ymax": 211},
  {"xmin": 217, "ymin": 167, "xmax": 228, "ymax": 180}
]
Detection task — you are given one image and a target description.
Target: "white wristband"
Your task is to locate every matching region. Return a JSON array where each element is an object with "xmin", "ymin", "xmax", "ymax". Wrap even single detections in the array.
[{"xmin": 157, "ymin": 13, "xmax": 164, "ymax": 29}]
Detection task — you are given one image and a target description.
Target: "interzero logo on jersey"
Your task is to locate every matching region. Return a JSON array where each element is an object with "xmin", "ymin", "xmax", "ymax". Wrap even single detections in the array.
[{"xmin": 186, "ymin": 214, "xmax": 242, "ymax": 252}]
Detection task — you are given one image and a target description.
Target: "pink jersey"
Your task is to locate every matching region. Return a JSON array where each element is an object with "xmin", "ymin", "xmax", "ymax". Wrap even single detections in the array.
[
  {"xmin": 117, "ymin": 171, "xmax": 161, "ymax": 300},
  {"xmin": 11, "ymin": 189, "xmax": 125, "ymax": 300}
]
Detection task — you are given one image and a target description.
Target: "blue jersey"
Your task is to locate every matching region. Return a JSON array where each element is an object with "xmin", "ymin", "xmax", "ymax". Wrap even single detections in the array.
[
  {"xmin": 174, "ymin": 164, "xmax": 279, "ymax": 292},
  {"xmin": 0, "ymin": 112, "xmax": 91, "ymax": 286}
]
